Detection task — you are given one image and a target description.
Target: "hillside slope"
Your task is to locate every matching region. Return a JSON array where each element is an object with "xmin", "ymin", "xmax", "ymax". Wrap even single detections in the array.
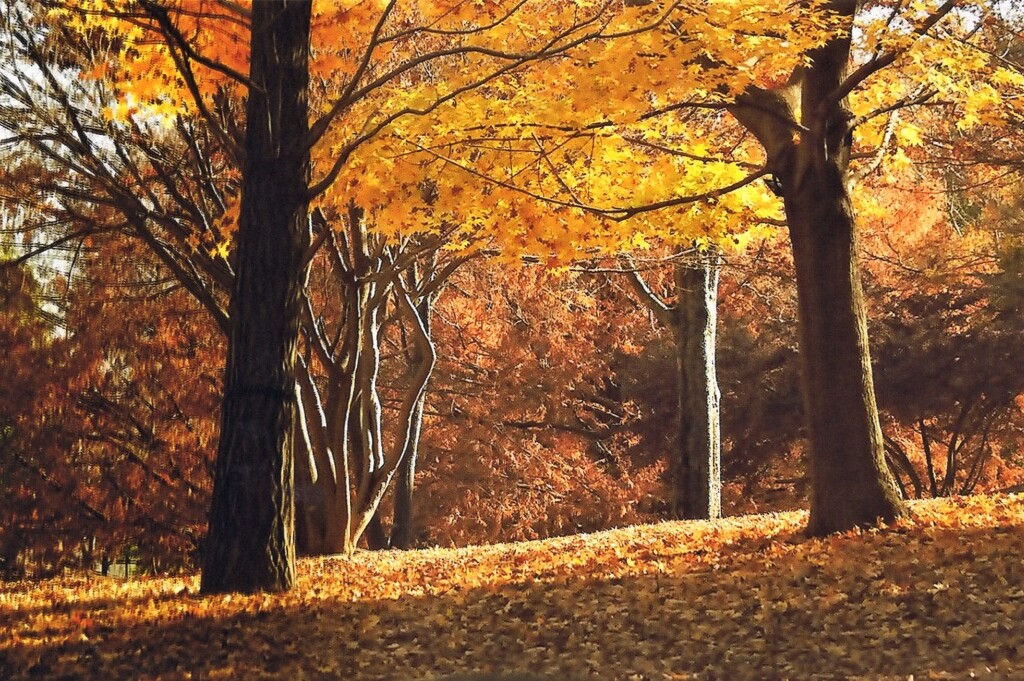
[{"xmin": 2, "ymin": 495, "xmax": 1023, "ymax": 680}]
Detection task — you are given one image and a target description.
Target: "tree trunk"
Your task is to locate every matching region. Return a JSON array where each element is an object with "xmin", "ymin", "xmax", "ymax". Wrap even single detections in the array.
[
  {"xmin": 391, "ymin": 409, "xmax": 421, "ymax": 548},
  {"xmin": 622, "ymin": 257, "xmax": 722, "ymax": 521},
  {"xmin": 781, "ymin": 17, "xmax": 906, "ymax": 535},
  {"xmin": 365, "ymin": 513, "xmax": 390, "ymax": 550},
  {"xmin": 294, "ymin": 357, "xmax": 349, "ymax": 556},
  {"xmin": 730, "ymin": 1, "xmax": 907, "ymax": 535},
  {"xmin": 392, "ymin": 293, "xmax": 432, "ymax": 549},
  {"xmin": 674, "ymin": 254, "xmax": 722, "ymax": 520},
  {"xmin": 200, "ymin": 0, "xmax": 311, "ymax": 594},
  {"xmin": 784, "ymin": 163, "xmax": 905, "ymax": 535}
]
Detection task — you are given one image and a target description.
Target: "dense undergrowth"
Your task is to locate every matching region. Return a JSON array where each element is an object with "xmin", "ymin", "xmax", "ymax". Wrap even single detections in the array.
[{"xmin": 2, "ymin": 494, "xmax": 1023, "ymax": 680}]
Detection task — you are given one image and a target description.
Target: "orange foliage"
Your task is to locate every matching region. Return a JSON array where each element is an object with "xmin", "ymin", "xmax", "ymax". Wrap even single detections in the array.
[
  {"xmin": 414, "ymin": 262, "xmax": 668, "ymax": 545},
  {"xmin": 861, "ymin": 174, "xmax": 1024, "ymax": 499},
  {"xmin": 6, "ymin": 0, "xmax": 1024, "ymax": 569},
  {"xmin": 0, "ymin": 230, "xmax": 221, "ymax": 576}
]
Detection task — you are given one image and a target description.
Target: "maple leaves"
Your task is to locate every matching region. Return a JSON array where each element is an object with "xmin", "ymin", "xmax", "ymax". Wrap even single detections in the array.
[
  {"xmin": 2, "ymin": 494, "xmax": 1023, "ymax": 679},
  {"xmin": 6, "ymin": 0, "xmax": 1024, "ymax": 578},
  {"xmin": 53, "ymin": 0, "xmax": 839, "ymax": 263},
  {"xmin": 36, "ymin": 0, "xmax": 1024, "ymax": 267}
]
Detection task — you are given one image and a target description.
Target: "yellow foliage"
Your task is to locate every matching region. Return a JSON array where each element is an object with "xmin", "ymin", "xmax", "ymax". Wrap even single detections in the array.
[{"xmin": 54, "ymin": 0, "xmax": 1024, "ymax": 265}]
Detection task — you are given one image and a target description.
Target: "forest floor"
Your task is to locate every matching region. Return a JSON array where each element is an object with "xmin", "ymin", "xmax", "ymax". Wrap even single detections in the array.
[{"xmin": 2, "ymin": 495, "xmax": 1024, "ymax": 680}]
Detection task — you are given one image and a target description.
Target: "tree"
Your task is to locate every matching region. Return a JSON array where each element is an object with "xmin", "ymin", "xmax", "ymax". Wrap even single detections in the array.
[
  {"xmin": 398, "ymin": 2, "xmax": 878, "ymax": 532},
  {"xmin": 720, "ymin": 0, "xmax": 1024, "ymax": 532},
  {"xmin": 0, "ymin": 251, "xmax": 78, "ymax": 578},
  {"xmin": 624, "ymin": 250, "xmax": 722, "ymax": 520},
  {"xmin": 861, "ymin": 161, "xmax": 1024, "ymax": 499},
  {"xmin": 1, "ymin": 196, "xmax": 222, "ymax": 575},
  {"xmin": 727, "ymin": 2, "xmax": 907, "ymax": 534},
  {"xmin": 414, "ymin": 261, "xmax": 667, "ymax": 545},
  {"xmin": 0, "ymin": 9, "xmax": 451, "ymax": 558},
  {"xmin": 427, "ymin": 0, "xmax": 1024, "ymax": 534},
  {"xmin": 38, "ymin": 0, "xmax": 684, "ymax": 585},
  {"xmin": 198, "ymin": 0, "xmax": 312, "ymax": 594},
  {"xmin": 294, "ymin": 225, "xmax": 451, "ymax": 554},
  {"xmin": 9, "ymin": 0, "xmax": 1021, "ymax": 579}
]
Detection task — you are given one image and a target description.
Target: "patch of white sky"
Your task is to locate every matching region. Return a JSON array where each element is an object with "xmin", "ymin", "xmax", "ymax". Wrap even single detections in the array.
[
  {"xmin": 1, "ymin": 23, "xmax": 97, "ymax": 328},
  {"xmin": 849, "ymin": 0, "xmax": 1024, "ymax": 55}
]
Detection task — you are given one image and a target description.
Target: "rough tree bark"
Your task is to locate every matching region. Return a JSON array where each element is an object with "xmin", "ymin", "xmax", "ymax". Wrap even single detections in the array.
[
  {"xmin": 784, "ymin": 147, "xmax": 905, "ymax": 534},
  {"xmin": 730, "ymin": 0, "xmax": 906, "ymax": 535},
  {"xmin": 200, "ymin": 0, "xmax": 312, "ymax": 593}
]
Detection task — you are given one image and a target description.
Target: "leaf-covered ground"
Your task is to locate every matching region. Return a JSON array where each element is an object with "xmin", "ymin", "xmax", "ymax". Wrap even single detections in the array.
[{"xmin": 2, "ymin": 495, "xmax": 1023, "ymax": 680}]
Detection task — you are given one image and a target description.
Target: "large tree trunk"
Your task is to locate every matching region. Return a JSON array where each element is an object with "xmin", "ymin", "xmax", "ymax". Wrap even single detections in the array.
[
  {"xmin": 674, "ymin": 254, "xmax": 722, "ymax": 520},
  {"xmin": 784, "ymin": 162, "xmax": 905, "ymax": 535},
  {"xmin": 729, "ymin": 0, "xmax": 907, "ymax": 534},
  {"xmin": 201, "ymin": 0, "xmax": 311, "ymax": 594},
  {"xmin": 781, "ymin": 6, "xmax": 906, "ymax": 536}
]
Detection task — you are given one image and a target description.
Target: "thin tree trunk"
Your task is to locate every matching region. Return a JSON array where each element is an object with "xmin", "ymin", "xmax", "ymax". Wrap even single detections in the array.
[
  {"xmin": 883, "ymin": 433, "xmax": 923, "ymax": 499},
  {"xmin": 961, "ymin": 417, "xmax": 994, "ymax": 495},
  {"xmin": 942, "ymin": 403, "xmax": 971, "ymax": 495},
  {"xmin": 294, "ymin": 362, "xmax": 347, "ymax": 555},
  {"xmin": 391, "ymin": 394, "xmax": 425, "ymax": 549},
  {"xmin": 675, "ymin": 254, "xmax": 722, "ymax": 519},
  {"xmin": 200, "ymin": 0, "xmax": 311, "ymax": 594},
  {"xmin": 920, "ymin": 418, "xmax": 938, "ymax": 497},
  {"xmin": 622, "ymin": 257, "xmax": 722, "ymax": 520},
  {"xmin": 350, "ymin": 286, "xmax": 436, "ymax": 545},
  {"xmin": 392, "ymin": 292, "xmax": 433, "ymax": 549}
]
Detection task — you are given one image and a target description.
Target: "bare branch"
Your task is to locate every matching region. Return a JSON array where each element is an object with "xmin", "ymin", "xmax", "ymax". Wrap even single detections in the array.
[
  {"xmin": 620, "ymin": 254, "xmax": 677, "ymax": 327},
  {"xmin": 826, "ymin": 0, "xmax": 960, "ymax": 107}
]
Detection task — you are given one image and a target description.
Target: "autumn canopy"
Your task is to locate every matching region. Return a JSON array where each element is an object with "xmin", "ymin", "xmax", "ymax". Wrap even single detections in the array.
[{"xmin": 1, "ymin": 0, "xmax": 1023, "ymax": 606}]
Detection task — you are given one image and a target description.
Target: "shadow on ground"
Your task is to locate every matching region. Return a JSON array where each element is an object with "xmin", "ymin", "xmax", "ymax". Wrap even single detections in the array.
[{"xmin": 2, "ymin": 523, "xmax": 1023, "ymax": 680}]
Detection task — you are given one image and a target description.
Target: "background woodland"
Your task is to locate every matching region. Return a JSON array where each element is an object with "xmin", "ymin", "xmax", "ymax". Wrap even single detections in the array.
[{"xmin": 2, "ymin": 0, "xmax": 1024, "ymax": 580}]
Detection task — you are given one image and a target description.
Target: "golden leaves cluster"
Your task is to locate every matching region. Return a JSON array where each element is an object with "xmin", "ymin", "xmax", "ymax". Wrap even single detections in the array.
[{"xmin": 58, "ymin": 1, "xmax": 1024, "ymax": 264}]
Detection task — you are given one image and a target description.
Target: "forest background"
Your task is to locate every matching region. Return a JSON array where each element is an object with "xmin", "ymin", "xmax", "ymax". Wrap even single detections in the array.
[{"xmin": 2, "ymin": 0, "xmax": 1024, "ymax": 582}]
